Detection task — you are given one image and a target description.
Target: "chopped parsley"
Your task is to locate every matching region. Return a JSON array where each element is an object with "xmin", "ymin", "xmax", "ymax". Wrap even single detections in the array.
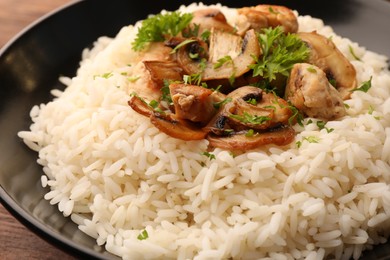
[
  {"xmin": 352, "ymin": 76, "xmax": 372, "ymax": 93},
  {"xmin": 94, "ymin": 72, "xmax": 113, "ymax": 79},
  {"xmin": 287, "ymin": 104, "xmax": 304, "ymax": 126},
  {"xmin": 250, "ymin": 27, "xmax": 310, "ymax": 83},
  {"xmin": 128, "ymin": 76, "xmax": 140, "ymax": 82},
  {"xmin": 368, "ymin": 105, "xmax": 381, "ymax": 120},
  {"xmin": 268, "ymin": 6, "xmax": 280, "ymax": 14},
  {"xmin": 306, "ymin": 66, "xmax": 317, "ymax": 73},
  {"xmin": 213, "ymin": 97, "xmax": 232, "ymax": 109},
  {"xmin": 246, "ymin": 98, "xmax": 258, "ymax": 106},
  {"xmin": 201, "ymin": 30, "xmax": 211, "ymax": 42},
  {"xmin": 202, "ymin": 151, "xmax": 216, "ymax": 160},
  {"xmin": 137, "ymin": 230, "xmax": 149, "ymax": 240},
  {"xmin": 245, "ymin": 129, "xmax": 255, "ymax": 137},
  {"xmin": 132, "ymin": 12, "xmax": 193, "ymax": 51},
  {"xmin": 161, "ymin": 79, "xmax": 173, "ymax": 105},
  {"xmin": 296, "ymin": 136, "xmax": 320, "ymax": 148},
  {"xmin": 229, "ymin": 112, "xmax": 271, "ymax": 125},
  {"xmin": 214, "ymin": 55, "xmax": 233, "ymax": 69},
  {"xmin": 170, "ymin": 39, "xmax": 197, "ymax": 54},
  {"xmin": 214, "ymin": 55, "xmax": 236, "ymax": 86},
  {"xmin": 348, "ymin": 45, "xmax": 361, "ymax": 61},
  {"xmin": 183, "ymin": 58, "xmax": 207, "ymax": 85},
  {"xmin": 316, "ymin": 120, "xmax": 334, "ymax": 133}
]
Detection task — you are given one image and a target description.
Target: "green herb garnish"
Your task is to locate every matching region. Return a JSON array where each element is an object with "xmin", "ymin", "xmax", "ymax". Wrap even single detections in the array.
[
  {"xmin": 230, "ymin": 112, "xmax": 271, "ymax": 125},
  {"xmin": 183, "ymin": 58, "xmax": 207, "ymax": 85},
  {"xmin": 348, "ymin": 45, "xmax": 361, "ymax": 61},
  {"xmin": 250, "ymin": 27, "xmax": 310, "ymax": 82},
  {"xmin": 213, "ymin": 97, "xmax": 232, "ymax": 109},
  {"xmin": 287, "ymin": 104, "xmax": 304, "ymax": 126},
  {"xmin": 161, "ymin": 79, "xmax": 173, "ymax": 105},
  {"xmin": 297, "ymin": 136, "xmax": 320, "ymax": 147},
  {"xmin": 246, "ymin": 98, "xmax": 258, "ymax": 106},
  {"xmin": 137, "ymin": 230, "xmax": 149, "ymax": 240},
  {"xmin": 368, "ymin": 105, "xmax": 381, "ymax": 120},
  {"xmin": 352, "ymin": 76, "xmax": 372, "ymax": 93},
  {"xmin": 201, "ymin": 30, "xmax": 211, "ymax": 42},
  {"xmin": 128, "ymin": 76, "xmax": 140, "ymax": 82},
  {"xmin": 213, "ymin": 55, "xmax": 236, "ymax": 86},
  {"xmin": 214, "ymin": 55, "xmax": 233, "ymax": 69},
  {"xmin": 307, "ymin": 66, "xmax": 317, "ymax": 73},
  {"xmin": 94, "ymin": 72, "xmax": 113, "ymax": 80},
  {"xmin": 245, "ymin": 129, "xmax": 255, "ymax": 137},
  {"xmin": 170, "ymin": 39, "xmax": 197, "ymax": 54},
  {"xmin": 202, "ymin": 151, "xmax": 216, "ymax": 160},
  {"xmin": 132, "ymin": 12, "xmax": 193, "ymax": 51},
  {"xmin": 316, "ymin": 120, "xmax": 334, "ymax": 133}
]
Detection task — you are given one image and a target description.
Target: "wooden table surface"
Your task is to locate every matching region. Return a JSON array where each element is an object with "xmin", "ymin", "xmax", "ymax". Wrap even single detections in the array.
[{"xmin": 0, "ymin": 2, "xmax": 77, "ymax": 259}]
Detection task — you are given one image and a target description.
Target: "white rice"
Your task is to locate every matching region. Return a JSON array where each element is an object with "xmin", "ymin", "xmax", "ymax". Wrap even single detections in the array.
[{"xmin": 18, "ymin": 3, "xmax": 390, "ymax": 259}]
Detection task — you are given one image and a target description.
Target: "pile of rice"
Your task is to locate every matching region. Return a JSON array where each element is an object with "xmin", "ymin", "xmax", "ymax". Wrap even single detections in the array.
[{"xmin": 18, "ymin": 3, "xmax": 390, "ymax": 260}]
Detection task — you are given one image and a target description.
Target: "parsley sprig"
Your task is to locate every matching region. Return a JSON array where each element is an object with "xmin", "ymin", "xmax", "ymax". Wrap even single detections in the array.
[
  {"xmin": 250, "ymin": 27, "xmax": 309, "ymax": 82},
  {"xmin": 132, "ymin": 12, "xmax": 193, "ymax": 51}
]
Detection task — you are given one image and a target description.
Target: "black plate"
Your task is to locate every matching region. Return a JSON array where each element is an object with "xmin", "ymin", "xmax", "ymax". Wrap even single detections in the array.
[{"xmin": 1, "ymin": 0, "xmax": 390, "ymax": 259}]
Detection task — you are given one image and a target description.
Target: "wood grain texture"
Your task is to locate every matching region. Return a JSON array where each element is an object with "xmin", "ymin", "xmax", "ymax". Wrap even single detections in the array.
[{"xmin": 0, "ymin": 2, "xmax": 76, "ymax": 259}]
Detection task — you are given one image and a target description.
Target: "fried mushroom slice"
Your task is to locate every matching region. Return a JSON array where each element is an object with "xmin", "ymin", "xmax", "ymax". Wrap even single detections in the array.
[
  {"xmin": 297, "ymin": 31, "xmax": 357, "ymax": 100},
  {"xmin": 189, "ymin": 8, "xmax": 236, "ymax": 35},
  {"xmin": 285, "ymin": 63, "xmax": 346, "ymax": 120},
  {"xmin": 143, "ymin": 60, "xmax": 183, "ymax": 90},
  {"xmin": 204, "ymin": 86, "xmax": 293, "ymax": 134},
  {"xmin": 207, "ymin": 126, "xmax": 295, "ymax": 151},
  {"xmin": 169, "ymin": 83, "xmax": 225, "ymax": 124},
  {"xmin": 238, "ymin": 4, "xmax": 298, "ymax": 33},
  {"xmin": 175, "ymin": 29, "xmax": 260, "ymax": 85},
  {"xmin": 128, "ymin": 94, "xmax": 206, "ymax": 141}
]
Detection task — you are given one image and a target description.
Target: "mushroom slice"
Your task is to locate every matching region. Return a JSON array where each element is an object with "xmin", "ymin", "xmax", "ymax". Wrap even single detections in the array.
[
  {"xmin": 143, "ymin": 60, "xmax": 183, "ymax": 90},
  {"xmin": 176, "ymin": 29, "xmax": 261, "ymax": 84},
  {"xmin": 128, "ymin": 94, "xmax": 207, "ymax": 141},
  {"xmin": 189, "ymin": 8, "xmax": 236, "ymax": 35},
  {"xmin": 204, "ymin": 86, "xmax": 292, "ymax": 133},
  {"xmin": 297, "ymin": 31, "xmax": 357, "ymax": 99},
  {"xmin": 208, "ymin": 28, "xmax": 242, "ymax": 63},
  {"xmin": 285, "ymin": 63, "xmax": 346, "ymax": 120},
  {"xmin": 227, "ymin": 86, "xmax": 292, "ymax": 129},
  {"xmin": 128, "ymin": 94, "xmax": 154, "ymax": 117},
  {"xmin": 150, "ymin": 114, "xmax": 207, "ymax": 141},
  {"xmin": 169, "ymin": 83, "xmax": 225, "ymax": 124},
  {"xmin": 207, "ymin": 126, "xmax": 295, "ymax": 151},
  {"xmin": 238, "ymin": 5, "xmax": 298, "ymax": 33},
  {"xmin": 203, "ymin": 29, "xmax": 261, "ymax": 81}
]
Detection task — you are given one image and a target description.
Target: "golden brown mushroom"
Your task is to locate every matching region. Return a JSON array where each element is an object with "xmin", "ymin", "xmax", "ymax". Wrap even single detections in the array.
[
  {"xmin": 175, "ymin": 29, "xmax": 261, "ymax": 86},
  {"xmin": 285, "ymin": 63, "xmax": 346, "ymax": 120},
  {"xmin": 297, "ymin": 31, "xmax": 357, "ymax": 100},
  {"xmin": 238, "ymin": 4, "xmax": 298, "ymax": 34}
]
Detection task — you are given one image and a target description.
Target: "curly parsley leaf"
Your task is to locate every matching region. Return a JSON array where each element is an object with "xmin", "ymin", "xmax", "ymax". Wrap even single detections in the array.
[
  {"xmin": 250, "ymin": 27, "xmax": 310, "ymax": 82},
  {"xmin": 132, "ymin": 12, "xmax": 193, "ymax": 51}
]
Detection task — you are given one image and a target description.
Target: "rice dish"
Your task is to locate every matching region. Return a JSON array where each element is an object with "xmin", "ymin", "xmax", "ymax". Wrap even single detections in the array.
[{"xmin": 18, "ymin": 3, "xmax": 390, "ymax": 259}]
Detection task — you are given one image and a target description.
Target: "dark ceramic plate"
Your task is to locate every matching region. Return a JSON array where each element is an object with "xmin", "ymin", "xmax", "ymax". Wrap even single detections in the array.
[{"xmin": 1, "ymin": 0, "xmax": 390, "ymax": 259}]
